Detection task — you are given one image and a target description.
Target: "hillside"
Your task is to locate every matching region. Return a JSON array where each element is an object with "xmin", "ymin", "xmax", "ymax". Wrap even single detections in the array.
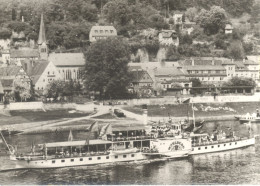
[{"xmin": 0, "ymin": 0, "xmax": 259, "ymax": 57}]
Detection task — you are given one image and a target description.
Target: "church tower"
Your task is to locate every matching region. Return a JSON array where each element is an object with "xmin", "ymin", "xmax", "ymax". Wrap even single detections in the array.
[{"xmin": 38, "ymin": 14, "xmax": 48, "ymax": 60}]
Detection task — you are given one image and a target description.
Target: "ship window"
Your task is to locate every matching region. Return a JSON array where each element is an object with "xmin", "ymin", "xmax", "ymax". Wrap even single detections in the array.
[
  {"xmin": 97, "ymin": 157, "xmax": 101, "ymax": 160},
  {"xmin": 218, "ymin": 145, "xmax": 220, "ymax": 147},
  {"xmin": 235, "ymin": 142, "xmax": 237, "ymax": 145},
  {"xmin": 131, "ymin": 154, "xmax": 135, "ymax": 157},
  {"xmin": 106, "ymin": 156, "xmax": 109, "ymax": 159},
  {"xmin": 71, "ymin": 159, "xmax": 74, "ymax": 162},
  {"xmin": 230, "ymin": 143, "xmax": 232, "ymax": 145},
  {"xmin": 89, "ymin": 158, "xmax": 92, "ymax": 160},
  {"xmin": 115, "ymin": 155, "xmax": 118, "ymax": 159},
  {"xmin": 211, "ymin": 146, "xmax": 214, "ymax": 148},
  {"xmin": 192, "ymin": 148, "xmax": 194, "ymax": 151},
  {"xmin": 224, "ymin": 144, "xmax": 226, "ymax": 146},
  {"xmin": 61, "ymin": 160, "xmax": 65, "ymax": 163},
  {"xmin": 52, "ymin": 160, "xmax": 55, "ymax": 164},
  {"xmin": 80, "ymin": 158, "xmax": 83, "ymax": 161},
  {"xmin": 123, "ymin": 155, "xmax": 127, "ymax": 158},
  {"xmin": 205, "ymin": 147, "xmax": 207, "ymax": 149},
  {"xmin": 198, "ymin": 147, "xmax": 201, "ymax": 150}
]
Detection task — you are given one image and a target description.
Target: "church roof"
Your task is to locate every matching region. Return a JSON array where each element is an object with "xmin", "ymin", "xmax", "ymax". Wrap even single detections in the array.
[
  {"xmin": 29, "ymin": 60, "xmax": 49, "ymax": 85},
  {"xmin": 10, "ymin": 49, "xmax": 39, "ymax": 58},
  {"xmin": 48, "ymin": 53, "xmax": 85, "ymax": 67},
  {"xmin": 38, "ymin": 14, "xmax": 47, "ymax": 45}
]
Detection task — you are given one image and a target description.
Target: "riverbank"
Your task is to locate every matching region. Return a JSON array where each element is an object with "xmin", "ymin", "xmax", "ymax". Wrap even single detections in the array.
[{"xmin": 1, "ymin": 101, "xmax": 257, "ymax": 134}]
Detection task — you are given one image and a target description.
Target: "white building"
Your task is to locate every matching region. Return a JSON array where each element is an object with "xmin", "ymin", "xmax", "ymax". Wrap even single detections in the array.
[
  {"xmin": 48, "ymin": 53, "xmax": 85, "ymax": 82},
  {"xmin": 89, "ymin": 25, "xmax": 117, "ymax": 43},
  {"xmin": 225, "ymin": 24, "xmax": 233, "ymax": 34},
  {"xmin": 29, "ymin": 60, "xmax": 62, "ymax": 91}
]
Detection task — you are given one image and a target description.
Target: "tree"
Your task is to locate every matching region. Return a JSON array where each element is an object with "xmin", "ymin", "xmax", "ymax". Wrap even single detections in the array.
[
  {"xmin": 45, "ymin": 80, "xmax": 64, "ymax": 99},
  {"xmin": 166, "ymin": 45, "xmax": 180, "ymax": 61},
  {"xmin": 196, "ymin": 6, "xmax": 226, "ymax": 35},
  {"xmin": 185, "ymin": 7, "xmax": 198, "ymax": 22},
  {"xmin": 225, "ymin": 41, "xmax": 245, "ymax": 60},
  {"xmin": 190, "ymin": 78, "xmax": 202, "ymax": 94},
  {"xmin": 84, "ymin": 37, "xmax": 131, "ymax": 99},
  {"xmin": 223, "ymin": 77, "xmax": 256, "ymax": 88},
  {"xmin": 103, "ymin": 0, "xmax": 131, "ymax": 26}
]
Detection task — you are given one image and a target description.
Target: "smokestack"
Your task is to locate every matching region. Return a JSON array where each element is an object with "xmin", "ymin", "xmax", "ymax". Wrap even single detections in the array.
[
  {"xmin": 191, "ymin": 58, "xmax": 194, "ymax": 66},
  {"xmin": 142, "ymin": 104, "xmax": 148, "ymax": 125}
]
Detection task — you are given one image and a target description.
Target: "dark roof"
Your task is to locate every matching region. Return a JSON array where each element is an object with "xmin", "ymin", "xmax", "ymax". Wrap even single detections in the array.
[
  {"xmin": 10, "ymin": 49, "xmax": 39, "ymax": 58},
  {"xmin": 29, "ymin": 60, "xmax": 49, "ymax": 84},
  {"xmin": 130, "ymin": 70, "xmax": 153, "ymax": 83},
  {"xmin": 49, "ymin": 53, "xmax": 85, "ymax": 67},
  {"xmin": 0, "ymin": 66, "xmax": 22, "ymax": 77},
  {"xmin": 160, "ymin": 30, "xmax": 176, "ymax": 38},
  {"xmin": 0, "ymin": 79, "xmax": 13, "ymax": 88}
]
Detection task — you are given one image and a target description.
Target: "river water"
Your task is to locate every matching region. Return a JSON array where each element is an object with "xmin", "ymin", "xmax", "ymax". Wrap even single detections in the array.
[{"xmin": 0, "ymin": 120, "xmax": 260, "ymax": 185}]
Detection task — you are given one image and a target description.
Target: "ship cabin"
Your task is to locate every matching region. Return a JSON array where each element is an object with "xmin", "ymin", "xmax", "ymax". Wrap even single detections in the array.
[
  {"xmin": 190, "ymin": 133, "xmax": 210, "ymax": 146},
  {"xmin": 106, "ymin": 126, "xmax": 151, "ymax": 149},
  {"xmin": 37, "ymin": 139, "xmax": 114, "ymax": 159}
]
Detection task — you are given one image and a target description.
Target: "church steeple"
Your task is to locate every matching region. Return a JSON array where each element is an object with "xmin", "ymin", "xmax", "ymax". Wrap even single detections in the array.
[
  {"xmin": 38, "ymin": 13, "xmax": 46, "ymax": 45},
  {"xmin": 38, "ymin": 13, "xmax": 48, "ymax": 60}
]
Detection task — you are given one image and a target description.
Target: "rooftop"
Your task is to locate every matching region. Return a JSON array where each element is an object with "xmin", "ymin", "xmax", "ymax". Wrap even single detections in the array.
[
  {"xmin": 0, "ymin": 65, "xmax": 23, "ymax": 77},
  {"xmin": 29, "ymin": 60, "xmax": 49, "ymax": 84},
  {"xmin": 154, "ymin": 67, "xmax": 185, "ymax": 77},
  {"xmin": 10, "ymin": 49, "xmax": 39, "ymax": 58},
  {"xmin": 48, "ymin": 53, "xmax": 85, "ymax": 67}
]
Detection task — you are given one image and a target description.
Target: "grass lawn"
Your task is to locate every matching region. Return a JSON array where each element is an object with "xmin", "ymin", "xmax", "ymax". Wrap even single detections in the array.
[
  {"xmin": 122, "ymin": 102, "xmax": 260, "ymax": 118},
  {"xmin": 0, "ymin": 109, "xmax": 91, "ymax": 125}
]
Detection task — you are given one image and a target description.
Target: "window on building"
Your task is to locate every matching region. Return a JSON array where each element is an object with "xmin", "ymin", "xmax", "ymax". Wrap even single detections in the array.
[
  {"xmin": 97, "ymin": 157, "xmax": 101, "ymax": 160},
  {"xmin": 61, "ymin": 160, "xmax": 65, "ymax": 163},
  {"xmin": 115, "ymin": 155, "xmax": 118, "ymax": 159},
  {"xmin": 123, "ymin": 155, "xmax": 127, "ymax": 158},
  {"xmin": 89, "ymin": 158, "xmax": 92, "ymax": 160},
  {"xmin": 52, "ymin": 160, "xmax": 55, "ymax": 164},
  {"xmin": 131, "ymin": 154, "xmax": 135, "ymax": 157},
  {"xmin": 110, "ymin": 30, "xmax": 114, "ymax": 33},
  {"xmin": 80, "ymin": 158, "xmax": 83, "ymax": 161},
  {"xmin": 71, "ymin": 159, "xmax": 74, "ymax": 162},
  {"xmin": 100, "ymin": 30, "xmax": 103, "ymax": 33},
  {"xmin": 106, "ymin": 156, "xmax": 109, "ymax": 159},
  {"xmin": 95, "ymin": 30, "xmax": 98, "ymax": 33}
]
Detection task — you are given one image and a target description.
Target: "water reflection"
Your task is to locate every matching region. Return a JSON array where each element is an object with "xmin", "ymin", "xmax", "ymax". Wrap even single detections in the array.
[{"xmin": 0, "ymin": 120, "xmax": 259, "ymax": 184}]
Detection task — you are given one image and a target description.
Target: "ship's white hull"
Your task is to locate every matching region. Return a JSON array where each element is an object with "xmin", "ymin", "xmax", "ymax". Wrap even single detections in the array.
[
  {"xmin": 191, "ymin": 137, "xmax": 255, "ymax": 155},
  {"xmin": 13, "ymin": 152, "xmax": 146, "ymax": 169}
]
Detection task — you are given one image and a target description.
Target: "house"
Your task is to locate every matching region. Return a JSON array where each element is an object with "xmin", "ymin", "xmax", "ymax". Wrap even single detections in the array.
[
  {"xmin": 28, "ymin": 60, "xmax": 62, "ymax": 91},
  {"xmin": 0, "ymin": 65, "xmax": 31, "ymax": 95},
  {"xmin": 173, "ymin": 13, "xmax": 183, "ymax": 25},
  {"xmin": 153, "ymin": 67, "xmax": 191, "ymax": 95},
  {"xmin": 89, "ymin": 25, "xmax": 117, "ymax": 43},
  {"xmin": 10, "ymin": 49, "xmax": 39, "ymax": 65},
  {"xmin": 179, "ymin": 58, "xmax": 227, "ymax": 87},
  {"xmin": 129, "ymin": 68, "xmax": 154, "ymax": 96},
  {"xmin": 48, "ymin": 53, "xmax": 85, "ymax": 82},
  {"xmin": 225, "ymin": 24, "xmax": 233, "ymax": 34},
  {"xmin": 158, "ymin": 30, "xmax": 179, "ymax": 46}
]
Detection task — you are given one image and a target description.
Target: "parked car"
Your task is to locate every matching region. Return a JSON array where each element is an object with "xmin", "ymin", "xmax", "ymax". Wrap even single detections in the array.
[{"xmin": 114, "ymin": 109, "xmax": 125, "ymax": 117}]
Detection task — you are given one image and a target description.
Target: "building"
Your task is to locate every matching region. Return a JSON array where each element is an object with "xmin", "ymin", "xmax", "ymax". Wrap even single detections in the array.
[
  {"xmin": 28, "ymin": 60, "xmax": 62, "ymax": 91},
  {"xmin": 38, "ymin": 14, "xmax": 48, "ymax": 60},
  {"xmin": 48, "ymin": 53, "xmax": 85, "ymax": 82},
  {"xmin": 225, "ymin": 24, "xmax": 233, "ymax": 34},
  {"xmin": 10, "ymin": 49, "xmax": 39, "ymax": 65},
  {"xmin": 0, "ymin": 65, "xmax": 31, "ymax": 95},
  {"xmin": 158, "ymin": 30, "xmax": 179, "ymax": 46},
  {"xmin": 0, "ymin": 39, "xmax": 10, "ymax": 50},
  {"xmin": 128, "ymin": 67, "xmax": 154, "ymax": 97},
  {"xmin": 89, "ymin": 25, "xmax": 117, "ymax": 43},
  {"xmin": 173, "ymin": 13, "xmax": 183, "ymax": 25},
  {"xmin": 153, "ymin": 67, "xmax": 191, "ymax": 95}
]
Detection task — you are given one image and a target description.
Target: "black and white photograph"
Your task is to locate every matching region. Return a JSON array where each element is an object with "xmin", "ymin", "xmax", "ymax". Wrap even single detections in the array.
[{"xmin": 0, "ymin": 0, "xmax": 260, "ymax": 185}]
